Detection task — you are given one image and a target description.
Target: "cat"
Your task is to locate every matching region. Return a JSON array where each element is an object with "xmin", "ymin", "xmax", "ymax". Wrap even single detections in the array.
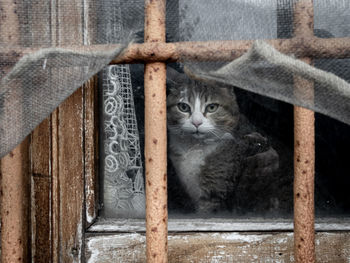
[{"xmin": 166, "ymin": 66, "xmax": 282, "ymax": 214}]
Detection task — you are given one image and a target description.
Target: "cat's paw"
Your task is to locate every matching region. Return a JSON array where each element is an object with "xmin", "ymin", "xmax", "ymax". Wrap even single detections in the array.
[
  {"xmin": 245, "ymin": 147, "xmax": 279, "ymax": 176},
  {"xmin": 243, "ymin": 132, "xmax": 279, "ymax": 176}
]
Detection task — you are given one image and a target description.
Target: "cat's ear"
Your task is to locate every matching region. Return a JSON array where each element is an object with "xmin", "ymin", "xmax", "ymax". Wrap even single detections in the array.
[
  {"xmin": 166, "ymin": 67, "xmax": 188, "ymax": 86},
  {"xmin": 227, "ymin": 86, "xmax": 237, "ymax": 98}
]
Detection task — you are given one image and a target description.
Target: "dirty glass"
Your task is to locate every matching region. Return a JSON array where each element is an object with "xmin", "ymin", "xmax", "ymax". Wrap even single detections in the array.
[
  {"xmin": 99, "ymin": 0, "xmax": 350, "ymax": 218},
  {"xmin": 0, "ymin": 0, "xmax": 349, "ymax": 219}
]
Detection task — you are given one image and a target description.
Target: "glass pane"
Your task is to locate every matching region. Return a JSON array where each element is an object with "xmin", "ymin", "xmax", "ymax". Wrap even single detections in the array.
[
  {"xmin": 166, "ymin": 64, "xmax": 294, "ymax": 217},
  {"xmin": 101, "ymin": 64, "xmax": 145, "ymax": 218},
  {"xmin": 99, "ymin": 0, "xmax": 350, "ymax": 220}
]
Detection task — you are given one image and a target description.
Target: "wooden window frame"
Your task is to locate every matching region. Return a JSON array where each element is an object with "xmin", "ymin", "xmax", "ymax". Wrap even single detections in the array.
[{"xmin": 1, "ymin": 0, "xmax": 350, "ymax": 262}]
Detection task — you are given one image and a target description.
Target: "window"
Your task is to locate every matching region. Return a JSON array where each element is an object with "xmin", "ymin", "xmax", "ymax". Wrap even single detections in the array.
[{"xmin": 1, "ymin": 0, "xmax": 350, "ymax": 262}]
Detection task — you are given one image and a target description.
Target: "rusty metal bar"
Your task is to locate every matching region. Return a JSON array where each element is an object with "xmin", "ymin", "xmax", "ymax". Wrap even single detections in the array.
[
  {"xmin": 110, "ymin": 37, "xmax": 350, "ymax": 63},
  {"xmin": 293, "ymin": 1, "xmax": 315, "ymax": 262},
  {"xmin": 1, "ymin": 142, "xmax": 31, "ymax": 263},
  {"xmin": 1, "ymin": 36, "xmax": 350, "ymax": 67},
  {"xmin": 0, "ymin": 1, "xmax": 31, "ymax": 262},
  {"xmin": 144, "ymin": 0, "xmax": 168, "ymax": 262}
]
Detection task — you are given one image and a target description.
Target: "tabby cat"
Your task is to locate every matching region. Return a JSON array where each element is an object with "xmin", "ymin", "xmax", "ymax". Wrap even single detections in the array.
[{"xmin": 166, "ymin": 67, "xmax": 282, "ymax": 214}]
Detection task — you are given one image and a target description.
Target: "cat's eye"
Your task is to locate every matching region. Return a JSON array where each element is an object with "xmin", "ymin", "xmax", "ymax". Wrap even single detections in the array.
[
  {"xmin": 177, "ymin": 102, "xmax": 191, "ymax": 113},
  {"xmin": 206, "ymin": 103, "xmax": 219, "ymax": 113}
]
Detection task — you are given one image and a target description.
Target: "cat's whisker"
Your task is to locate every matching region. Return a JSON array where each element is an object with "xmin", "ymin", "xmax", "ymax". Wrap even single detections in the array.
[{"xmin": 208, "ymin": 130, "xmax": 223, "ymax": 140}]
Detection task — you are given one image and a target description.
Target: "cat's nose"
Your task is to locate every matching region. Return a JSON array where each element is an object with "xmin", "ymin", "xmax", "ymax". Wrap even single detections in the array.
[
  {"xmin": 192, "ymin": 112, "xmax": 203, "ymax": 128},
  {"xmin": 192, "ymin": 119, "xmax": 203, "ymax": 128}
]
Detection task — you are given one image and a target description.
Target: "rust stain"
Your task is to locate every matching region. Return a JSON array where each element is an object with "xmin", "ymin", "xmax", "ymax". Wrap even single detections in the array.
[
  {"xmin": 4, "ymin": 36, "xmax": 350, "ymax": 66},
  {"xmin": 293, "ymin": 3, "xmax": 316, "ymax": 260}
]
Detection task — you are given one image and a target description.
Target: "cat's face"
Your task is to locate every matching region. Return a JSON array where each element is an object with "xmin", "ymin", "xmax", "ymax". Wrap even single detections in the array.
[{"xmin": 167, "ymin": 68, "xmax": 239, "ymax": 140}]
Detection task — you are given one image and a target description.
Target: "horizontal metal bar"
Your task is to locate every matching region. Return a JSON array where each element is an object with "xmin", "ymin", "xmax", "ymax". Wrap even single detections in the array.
[
  {"xmin": 112, "ymin": 37, "xmax": 350, "ymax": 63},
  {"xmin": 1, "ymin": 36, "xmax": 350, "ymax": 67}
]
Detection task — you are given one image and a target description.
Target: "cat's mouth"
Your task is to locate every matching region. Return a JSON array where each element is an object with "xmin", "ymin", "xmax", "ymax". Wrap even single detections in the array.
[{"xmin": 192, "ymin": 131, "xmax": 206, "ymax": 138}]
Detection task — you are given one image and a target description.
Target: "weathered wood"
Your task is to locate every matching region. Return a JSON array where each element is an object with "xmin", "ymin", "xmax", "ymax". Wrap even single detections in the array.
[
  {"xmin": 55, "ymin": 88, "xmax": 85, "ymax": 262},
  {"xmin": 85, "ymin": 232, "xmax": 350, "ymax": 263},
  {"xmin": 50, "ymin": 0, "xmax": 85, "ymax": 262},
  {"xmin": 88, "ymin": 218, "xmax": 350, "ymax": 233},
  {"xmin": 51, "ymin": 110, "xmax": 60, "ymax": 263},
  {"xmin": 28, "ymin": 0, "xmax": 52, "ymax": 261},
  {"xmin": 28, "ymin": 1, "xmax": 99, "ymax": 261},
  {"xmin": 84, "ymin": 0, "xmax": 99, "ymax": 226},
  {"xmin": 31, "ymin": 119, "xmax": 51, "ymax": 263},
  {"xmin": 84, "ymin": 76, "xmax": 99, "ymax": 226}
]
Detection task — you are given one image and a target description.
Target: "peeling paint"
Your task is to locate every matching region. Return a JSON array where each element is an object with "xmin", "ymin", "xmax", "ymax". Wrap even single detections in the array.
[
  {"xmin": 85, "ymin": 232, "xmax": 350, "ymax": 262},
  {"xmin": 219, "ymin": 233, "xmax": 271, "ymax": 242}
]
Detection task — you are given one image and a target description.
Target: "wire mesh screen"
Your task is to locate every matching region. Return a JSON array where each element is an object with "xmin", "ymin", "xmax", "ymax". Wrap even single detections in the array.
[
  {"xmin": 179, "ymin": 0, "xmax": 279, "ymax": 41},
  {"xmin": 167, "ymin": 0, "xmax": 350, "ymax": 217},
  {"xmin": 0, "ymin": 0, "xmax": 145, "ymax": 158},
  {"xmin": 0, "ymin": 0, "xmax": 350, "ymax": 218}
]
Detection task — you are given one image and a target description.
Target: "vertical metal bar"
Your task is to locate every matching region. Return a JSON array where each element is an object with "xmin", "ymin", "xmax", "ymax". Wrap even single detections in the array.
[
  {"xmin": 293, "ymin": 1, "xmax": 316, "ymax": 262},
  {"xmin": 144, "ymin": 0, "xmax": 168, "ymax": 262},
  {"xmin": 1, "ymin": 142, "xmax": 31, "ymax": 263},
  {"xmin": 0, "ymin": 0, "xmax": 31, "ymax": 262}
]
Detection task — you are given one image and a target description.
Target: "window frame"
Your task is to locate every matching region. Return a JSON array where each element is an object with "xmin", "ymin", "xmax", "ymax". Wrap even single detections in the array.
[
  {"xmin": 85, "ymin": 0, "xmax": 350, "ymax": 262},
  {"xmin": 2, "ymin": 0, "xmax": 350, "ymax": 262}
]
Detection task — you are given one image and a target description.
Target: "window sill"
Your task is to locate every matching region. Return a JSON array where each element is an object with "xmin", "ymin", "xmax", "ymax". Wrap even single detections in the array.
[{"xmin": 87, "ymin": 217, "xmax": 350, "ymax": 233}]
